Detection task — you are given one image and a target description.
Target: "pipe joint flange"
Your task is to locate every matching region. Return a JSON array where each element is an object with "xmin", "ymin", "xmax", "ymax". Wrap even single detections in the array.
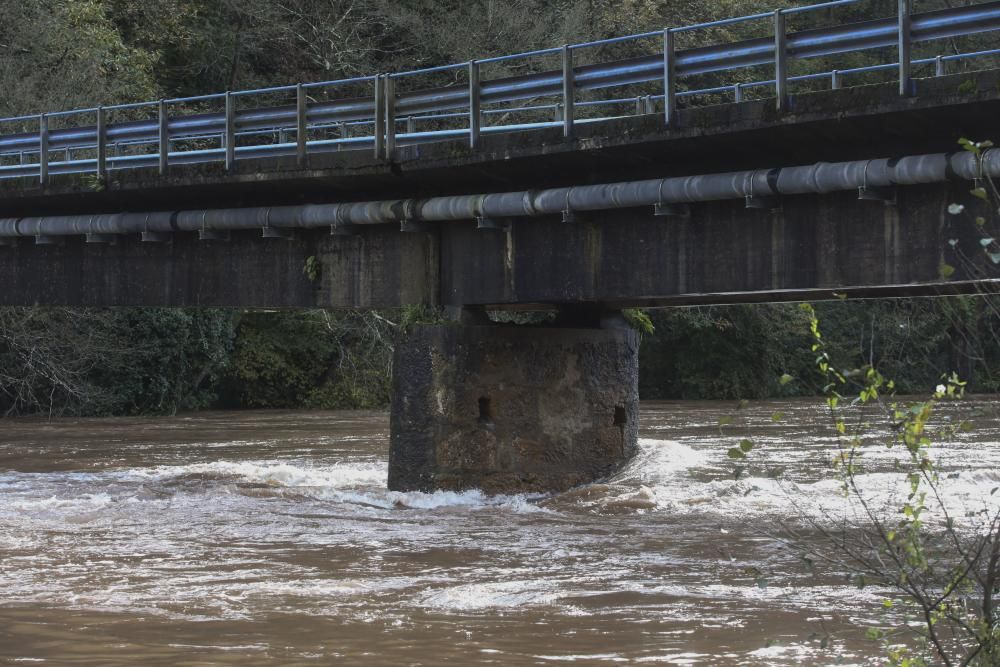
[
  {"xmin": 261, "ymin": 208, "xmax": 294, "ymax": 239},
  {"xmin": 521, "ymin": 190, "xmax": 540, "ymax": 217},
  {"xmin": 743, "ymin": 169, "xmax": 779, "ymax": 210},
  {"xmin": 562, "ymin": 189, "xmax": 579, "ymax": 223},
  {"xmin": 476, "ymin": 216, "xmax": 508, "ymax": 230},
  {"xmin": 858, "ymin": 159, "xmax": 896, "ymax": 204}
]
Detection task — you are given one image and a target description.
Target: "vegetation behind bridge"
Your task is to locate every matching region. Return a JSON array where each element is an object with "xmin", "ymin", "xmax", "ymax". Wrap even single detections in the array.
[{"xmin": 2, "ymin": 299, "xmax": 999, "ymax": 417}]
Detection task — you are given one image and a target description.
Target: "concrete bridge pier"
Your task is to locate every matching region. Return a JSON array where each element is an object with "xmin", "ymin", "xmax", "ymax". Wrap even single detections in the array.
[{"xmin": 387, "ymin": 313, "xmax": 640, "ymax": 494}]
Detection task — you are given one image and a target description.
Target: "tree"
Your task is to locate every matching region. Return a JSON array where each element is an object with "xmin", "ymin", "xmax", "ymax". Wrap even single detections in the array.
[
  {"xmin": 0, "ymin": 308, "xmax": 234, "ymax": 417},
  {"xmin": 725, "ymin": 140, "xmax": 1000, "ymax": 664},
  {"xmin": 218, "ymin": 310, "xmax": 395, "ymax": 410},
  {"xmin": 0, "ymin": 0, "xmax": 158, "ymax": 116},
  {"xmin": 793, "ymin": 304, "xmax": 999, "ymax": 665}
]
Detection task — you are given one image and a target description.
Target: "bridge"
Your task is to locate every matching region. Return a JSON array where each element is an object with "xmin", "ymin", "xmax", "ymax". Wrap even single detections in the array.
[{"xmin": 1, "ymin": 0, "xmax": 999, "ymax": 494}]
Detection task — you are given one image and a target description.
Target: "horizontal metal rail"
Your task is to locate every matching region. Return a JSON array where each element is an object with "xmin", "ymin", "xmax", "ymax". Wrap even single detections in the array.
[
  {"xmin": 2, "ymin": 46, "xmax": 995, "ymax": 175},
  {"xmin": 1, "ymin": 0, "xmax": 999, "ymax": 183}
]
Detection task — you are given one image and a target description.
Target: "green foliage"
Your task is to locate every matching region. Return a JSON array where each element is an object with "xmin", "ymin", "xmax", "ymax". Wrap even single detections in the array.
[
  {"xmin": 221, "ymin": 311, "xmax": 339, "ymax": 409},
  {"xmin": 957, "ymin": 79, "xmax": 979, "ymax": 96},
  {"xmin": 623, "ymin": 308, "xmax": 655, "ymax": 338},
  {"xmin": 639, "ymin": 290, "xmax": 1000, "ymax": 400},
  {"xmin": 639, "ymin": 304, "xmax": 813, "ymax": 400},
  {"xmin": 0, "ymin": 0, "xmax": 159, "ymax": 115},
  {"xmin": 727, "ymin": 438, "xmax": 755, "ymax": 460},
  {"xmin": 792, "ymin": 303, "xmax": 998, "ymax": 665},
  {"xmin": 79, "ymin": 174, "xmax": 106, "ymax": 192},
  {"xmin": 398, "ymin": 304, "xmax": 447, "ymax": 331},
  {"xmin": 4, "ymin": 0, "xmax": 956, "ymax": 120},
  {"xmin": 488, "ymin": 310, "xmax": 558, "ymax": 325},
  {"xmin": 303, "ymin": 256, "xmax": 322, "ymax": 283},
  {"xmin": 0, "ymin": 307, "xmax": 235, "ymax": 416},
  {"xmin": 92, "ymin": 309, "xmax": 235, "ymax": 415},
  {"xmin": 218, "ymin": 310, "xmax": 394, "ymax": 410}
]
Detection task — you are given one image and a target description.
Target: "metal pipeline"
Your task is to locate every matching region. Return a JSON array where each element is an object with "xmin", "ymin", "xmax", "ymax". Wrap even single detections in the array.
[{"xmin": 0, "ymin": 149, "xmax": 996, "ymax": 239}]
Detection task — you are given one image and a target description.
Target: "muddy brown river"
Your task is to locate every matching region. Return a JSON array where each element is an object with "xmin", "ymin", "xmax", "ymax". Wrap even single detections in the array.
[{"xmin": 1, "ymin": 399, "xmax": 998, "ymax": 665}]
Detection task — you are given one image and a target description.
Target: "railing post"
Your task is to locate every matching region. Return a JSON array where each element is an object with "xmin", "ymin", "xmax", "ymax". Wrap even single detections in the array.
[
  {"xmin": 96, "ymin": 106, "xmax": 107, "ymax": 181},
  {"xmin": 774, "ymin": 9, "xmax": 788, "ymax": 112},
  {"xmin": 158, "ymin": 99, "xmax": 169, "ymax": 176},
  {"xmin": 296, "ymin": 83, "xmax": 307, "ymax": 167},
  {"xmin": 224, "ymin": 91, "xmax": 235, "ymax": 171},
  {"xmin": 934, "ymin": 55, "xmax": 945, "ymax": 77},
  {"xmin": 898, "ymin": 0, "xmax": 912, "ymax": 96},
  {"xmin": 561, "ymin": 45, "xmax": 574, "ymax": 138},
  {"xmin": 39, "ymin": 114, "xmax": 49, "ymax": 186},
  {"xmin": 663, "ymin": 28, "xmax": 677, "ymax": 127},
  {"xmin": 831, "ymin": 69, "xmax": 842, "ymax": 90},
  {"xmin": 733, "ymin": 83, "xmax": 743, "ymax": 103},
  {"xmin": 384, "ymin": 75, "xmax": 396, "ymax": 160},
  {"xmin": 374, "ymin": 75, "xmax": 385, "ymax": 160},
  {"xmin": 469, "ymin": 60, "xmax": 481, "ymax": 149}
]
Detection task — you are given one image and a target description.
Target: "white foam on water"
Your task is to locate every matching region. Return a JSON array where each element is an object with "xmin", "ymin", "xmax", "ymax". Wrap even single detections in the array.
[
  {"xmin": 416, "ymin": 580, "xmax": 561, "ymax": 611},
  {"xmin": 618, "ymin": 439, "xmax": 710, "ymax": 484},
  {"xmin": 238, "ymin": 576, "xmax": 425, "ymax": 600},
  {"xmin": 139, "ymin": 459, "xmax": 387, "ymax": 490},
  {"xmin": 385, "ymin": 488, "xmax": 549, "ymax": 513},
  {"xmin": 134, "ymin": 459, "xmax": 550, "ymax": 515},
  {"xmin": 746, "ymin": 642, "xmax": 862, "ymax": 666},
  {"xmin": 634, "ymin": 653, "xmax": 710, "ymax": 665},
  {"xmin": 643, "ymin": 582, "xmax": 888, "ymax": 610},
  {"xmin": 548, "ymin": 439, "xmax": 706, "ymax": 513},
  {"xmin": 605, "ymin": 437, "xmax": 1000, "ymax": 531},
  {"xmin": 8, "ymin": 492, "xmax": 116, "ymax": 513},
  {"xmin": 652, "ymin": 469, "xmax": 1000, "ymax": 530},
  {"xmin": 532, "ymin": 654, "xmax": 629, "ymax": 663}
]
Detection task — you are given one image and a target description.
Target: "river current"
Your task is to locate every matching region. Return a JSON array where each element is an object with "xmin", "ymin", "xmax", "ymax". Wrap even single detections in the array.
[{"xmin": 1, "ymin": 399, "xmax": 998, "ymax": 665}]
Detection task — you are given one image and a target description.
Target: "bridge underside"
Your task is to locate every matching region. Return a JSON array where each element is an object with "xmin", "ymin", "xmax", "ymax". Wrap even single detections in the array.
[{"xmin": 0, "ymin": 181, "xmax": 988, "ymax": 310}]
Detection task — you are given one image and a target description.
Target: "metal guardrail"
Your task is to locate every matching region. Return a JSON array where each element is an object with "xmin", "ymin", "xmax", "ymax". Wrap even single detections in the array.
[{"xmin": 0, "ymin": 0, "xmax": 999, "ymax": 184}]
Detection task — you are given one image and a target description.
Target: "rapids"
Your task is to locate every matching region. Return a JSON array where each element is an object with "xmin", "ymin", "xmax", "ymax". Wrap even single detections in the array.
[{"xmin": 1, "ymin": 399, "xmax": 998, "ymax": 665}]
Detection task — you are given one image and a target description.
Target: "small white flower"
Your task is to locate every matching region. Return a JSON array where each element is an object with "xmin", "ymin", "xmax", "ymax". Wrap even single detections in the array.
[
  {"xmin": 948, "ymin": 203, "xmax": 965, "ymax": 215},
  {"xmin": 936, "ymin": 384, "xmax": 946, "ymax": 394}
]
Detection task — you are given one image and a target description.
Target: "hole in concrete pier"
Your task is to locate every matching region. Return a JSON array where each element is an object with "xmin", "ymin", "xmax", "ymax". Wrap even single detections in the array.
[
  {"xmin": 613, "ymin": 406, "xmax": 627, "ymax": 427},
  {"xmin": 478, "ymin": 397, "xmax": 493, "ymax": 424}
]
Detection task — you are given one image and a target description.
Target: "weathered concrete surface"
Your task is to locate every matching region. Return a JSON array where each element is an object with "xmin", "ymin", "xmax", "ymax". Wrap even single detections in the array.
[
  {"xmin": 0, "ymin": 181, "xmax": 991, "ymax": 308},
  {"xmin": 441, "ymin": 181, "xmax": 991, "ymax": 309},
  {"xmin": 388, "ymin": 324, "xmax": 639, "ymax": 494},
  {"xmin": 0, "ymin": 226, "xmax": 436, "ymax": 308}
]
